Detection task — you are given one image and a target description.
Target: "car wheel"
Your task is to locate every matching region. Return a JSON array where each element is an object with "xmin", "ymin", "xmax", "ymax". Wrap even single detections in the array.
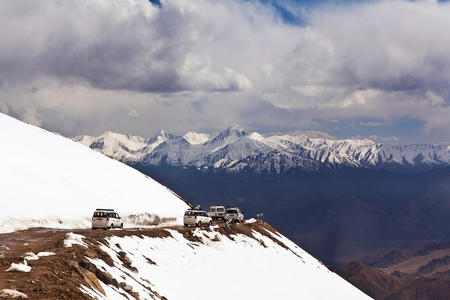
[
  {"xmin": 120, "ymin": 223, "xmax": 124, "ymax": 229},
  {"xmin": 196, "ymin": 221, "xmax": 200, "ymax": 227}
]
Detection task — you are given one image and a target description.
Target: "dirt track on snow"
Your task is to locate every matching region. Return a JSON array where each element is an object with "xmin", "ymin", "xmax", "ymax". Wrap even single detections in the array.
[{"xmin": 0, "ymin": 222, "xmax": 277, "ymax": 299}]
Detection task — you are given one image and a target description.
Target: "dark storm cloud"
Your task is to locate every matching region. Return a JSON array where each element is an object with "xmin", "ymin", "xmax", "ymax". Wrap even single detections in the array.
[
  {"xmin": 0, "ymin": 0, "xmax": 251, "ymax": 93},
  {"xmin": 0, "ymin": 0, "xmax": 449, "ymax": 142},
  {"xmin": 0, "ymin": 1, "xmax": 182, "ymax": 92}
]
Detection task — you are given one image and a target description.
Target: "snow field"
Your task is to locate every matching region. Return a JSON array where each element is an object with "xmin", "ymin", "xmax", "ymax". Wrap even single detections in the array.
[
  {"xmin": 83, "ymin": 227, "xmax": 371, "ymax": 300},
  {"xmin": 0, "ymin": 113, "xmax": 189, "ymax": 233}
]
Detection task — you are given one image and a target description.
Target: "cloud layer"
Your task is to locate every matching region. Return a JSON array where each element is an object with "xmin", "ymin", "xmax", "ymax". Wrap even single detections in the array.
[{"xmin": 0, "ymin": 0, "xmax": 449, "ymax": 143}]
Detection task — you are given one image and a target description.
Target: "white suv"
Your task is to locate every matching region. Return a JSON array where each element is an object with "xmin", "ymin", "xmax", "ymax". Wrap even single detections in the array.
[
  {"xmin": 92, "ymin": 209, "xmax": 123, "ymax": 230},
  {"xmin": 225, "ymin": 207, "xmax": 244, "ymax": 223},
  {"xmin": 208, "ymin": 205, "xmax": 226, "ymax": 220},
  {"xmin": 184, "ymin": 209, "xmax": 212, "ymax": 227}
]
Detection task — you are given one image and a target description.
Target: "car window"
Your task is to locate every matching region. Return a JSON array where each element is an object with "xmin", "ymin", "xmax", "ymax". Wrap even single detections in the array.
[
  {"xmin": 185, "ymin": 211, "xmax": 193, "ymax": 216},
  {"xmin": 93, "ymin": 212, "xmax": 107, "ymax": 217},
  {"xmin": 218, "ymin": 208, "xmax": 224, "ymax": 212},
  {"xmin": 227, "ymin": 209, "xmax": 238, "ymax": 214},
  {"xmin": 116, "ymin": 213, "xmax": 120, "ymax": 219}
]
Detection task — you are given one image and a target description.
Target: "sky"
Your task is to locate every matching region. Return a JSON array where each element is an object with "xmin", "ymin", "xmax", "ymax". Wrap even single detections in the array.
[{"xmin": 0, "ymin": 0, "xmax": 449, "ymax": 144}]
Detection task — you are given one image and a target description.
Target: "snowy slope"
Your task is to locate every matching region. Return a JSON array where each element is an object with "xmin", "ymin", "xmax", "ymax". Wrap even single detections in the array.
[
  {"xmin": 74, "ymin": 125, "xmax": 450, "ymax": 173},
  {"xmin": 183, "ymin": 132, "xmax": 210, "ymax": 144},
  {"xmin": 79, "ymin": 224, "xmax": 371, "ymax": 300},
  {"xmin": 0, "ymin": 113, "xmax": 189, "ymax": 232}
]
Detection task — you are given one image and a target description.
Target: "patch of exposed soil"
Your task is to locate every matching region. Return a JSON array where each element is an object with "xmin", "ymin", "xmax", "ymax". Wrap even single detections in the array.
[{"xmin": 0, "ymin": 222, "xmax": 282, "ymax": 299}]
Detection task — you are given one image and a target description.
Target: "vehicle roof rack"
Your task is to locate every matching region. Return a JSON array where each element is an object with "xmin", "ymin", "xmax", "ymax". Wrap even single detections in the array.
[{"xmin": 96, "ymin": 208, "xmax": 115, "ymax": 211}]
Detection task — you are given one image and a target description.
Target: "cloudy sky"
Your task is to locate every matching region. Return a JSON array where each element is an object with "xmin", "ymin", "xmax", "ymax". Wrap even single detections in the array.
[{"xmin": 0, "ymin": 0, "xmax": 449, "ymax": 144}]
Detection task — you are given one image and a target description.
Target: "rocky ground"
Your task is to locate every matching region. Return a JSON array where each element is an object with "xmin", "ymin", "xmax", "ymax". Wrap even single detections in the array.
[
  {"xmin": 0, "ymin": 222, "xmax": 288, "ymax": 299},
  {"xmin": 337, "ymin": 242, "xmax": 450, "ymax": 300}
]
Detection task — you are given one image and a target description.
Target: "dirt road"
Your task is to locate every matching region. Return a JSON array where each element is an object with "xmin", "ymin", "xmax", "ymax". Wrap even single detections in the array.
[{"xmin": 0, "ymin": 222, "xmax": 273, "ymax": 299}]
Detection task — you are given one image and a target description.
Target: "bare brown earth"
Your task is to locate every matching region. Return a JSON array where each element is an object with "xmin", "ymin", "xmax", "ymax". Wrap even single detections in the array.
[
  {"xmin": 381, "ymin": 249, "xmax": 450, "ymax": 276},
  {"xmin": 0, "ymin": 222, "xmax": 285, "ymax": 299},
  {"xmin": 338, "ymin": 260, "xmax": 450, "ymax": 300},
  {"xmin": 338, "ymin": 241, "xmax": 450, "ymax": 299}
]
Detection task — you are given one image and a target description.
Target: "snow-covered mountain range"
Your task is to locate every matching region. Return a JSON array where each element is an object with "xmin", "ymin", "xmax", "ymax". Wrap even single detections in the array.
[{"xmin": 74, "ymin": 124, "xmax": 450, "ymax": 173}]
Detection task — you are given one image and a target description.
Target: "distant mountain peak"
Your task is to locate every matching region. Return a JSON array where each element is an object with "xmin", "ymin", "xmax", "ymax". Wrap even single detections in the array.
[
  {"xmin": 73, "ymin": 126, "xmax": 450, "ymax": 173},
  {"xmin": 229, "ymin": 122, "xmax": 245, "ymax": 130},
  {"xmin": 209, "ymin": 124, "xmax": 248, "ymax": 144}
]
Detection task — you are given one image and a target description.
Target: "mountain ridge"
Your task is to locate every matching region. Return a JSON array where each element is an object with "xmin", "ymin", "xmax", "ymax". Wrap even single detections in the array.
[{"xmin": 73, "ymin": 126, "xmax": 450, "ymax": 173}]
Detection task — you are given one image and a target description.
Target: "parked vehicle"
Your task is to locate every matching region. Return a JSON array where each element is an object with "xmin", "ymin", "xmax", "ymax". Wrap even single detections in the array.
[
  {"xmin": 184, "ymin": 209, "xmax": 212, "ymax": 227},
  {"xmin": 92, "ymin": 209, "xmax": 123, "ymax": 230},
  {"xmin": 225, "ymin": 207, "xmax": 244, "ymax": 223},
  {"xmin": 208, "ymin": 205, "xmax": 226, "ymax": 220}
]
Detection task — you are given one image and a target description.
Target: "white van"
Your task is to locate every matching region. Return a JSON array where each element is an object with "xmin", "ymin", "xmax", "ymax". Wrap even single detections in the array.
[
  {"xmin": 208, "ymin": 205, "xmax": 226, "ymax": 220},
  {"xmin": 225, "ymin": 207, "xmax": 244, "ymax": 223},
  {"xmin": 92, "ymin": 209, "xmax": 123, "ymax": 230},
  {"xmin": 184, "ymin": 209, "xmax": 212, "ymax": 227}
]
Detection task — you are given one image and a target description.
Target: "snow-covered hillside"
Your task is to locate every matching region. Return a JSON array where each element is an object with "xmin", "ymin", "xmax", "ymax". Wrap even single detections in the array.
[
  {"xmin": 0, "ymin": 224, "xmax": 369, "ymax": 300},
  {"xmin": 82, "ymin": 224, "xmax": 371, "ymax": 300},
  {"xmin": 74, "ymin": 124, "xmax": 450, "ymax": 173},
  {"xmin": 0, "ymin": 113, "xmax": 189, "ymax": 232}
]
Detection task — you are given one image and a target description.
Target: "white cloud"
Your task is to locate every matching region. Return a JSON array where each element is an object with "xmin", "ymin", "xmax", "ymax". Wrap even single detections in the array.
[
  {"xmin": 128, "ymin": 110, "xmax": 139, "ymax": 118},
  {"xmin": 275, "ymin": 130, "xmax": 337, "ymax": 139},
  {"xmin": 0, "ymin": 0, "xmax": 449, "ymax": 141},
  {"xmin": 383, "ymin": 136, "xmax": 400, "ymax": 142},
  {"xmin": 360, "ymin": 121, "xmax": 385, "ymax": 127}
]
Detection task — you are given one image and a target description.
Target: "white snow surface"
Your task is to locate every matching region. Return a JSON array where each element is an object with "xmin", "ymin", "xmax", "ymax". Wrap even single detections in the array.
[
  {"xmin": 0, "ymin": 113, "xmax": 189, "ymax": 233},
  {"xmin": 37, "ymin": 251, "xmax": 55, "ymax": 257},
  {"xmin": 6, "ymin": 261, "xmax": 31, "ymax": 273},
  {"xmin": 64, "ymin": 232, "xmax": 88, "ymax": 248},
  {"xmin": 23, "ymin": 252, "xmax": 39, "ymax": 261},
  {"xmin": 5, "ymin": 251, "xmax": 56, "ymax": 274},
  {"xmin": 82, "ymin": 227, "xmax": 370, "ymax": 300},
  {"xmin": 0, "ymin": 289, "xmax": 29, "ymax": 299},
  {"xmin": 183, "ymin": 131, "xmax": 210, "ymax": 144}
]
